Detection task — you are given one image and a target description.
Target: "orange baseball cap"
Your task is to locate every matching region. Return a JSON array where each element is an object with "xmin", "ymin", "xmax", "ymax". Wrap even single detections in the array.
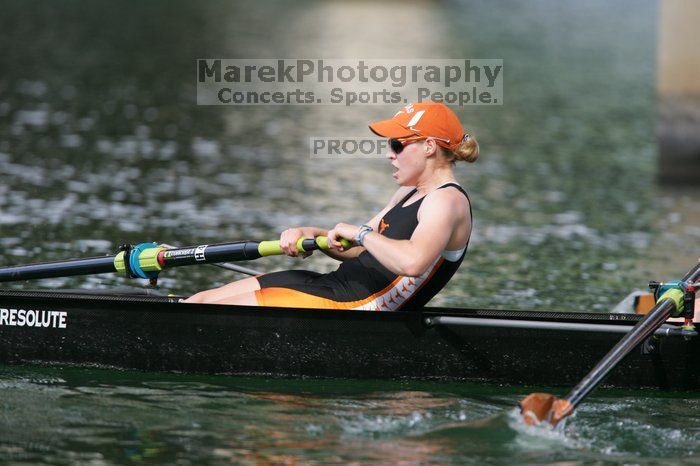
[{"xmin": 369, "ymin": 102, "xmax": 466, "ymax": 151}]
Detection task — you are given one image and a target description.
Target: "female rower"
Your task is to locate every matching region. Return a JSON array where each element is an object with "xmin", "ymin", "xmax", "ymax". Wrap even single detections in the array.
[{"xmin": 185, "ymin": 101, "xmax": 479, "ymax": 310}]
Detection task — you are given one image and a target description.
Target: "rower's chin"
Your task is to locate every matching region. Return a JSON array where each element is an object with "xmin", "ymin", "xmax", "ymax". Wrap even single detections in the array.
[{"xmin": 393, "ymin": 173, "xmax": 416, "ymax": 186}]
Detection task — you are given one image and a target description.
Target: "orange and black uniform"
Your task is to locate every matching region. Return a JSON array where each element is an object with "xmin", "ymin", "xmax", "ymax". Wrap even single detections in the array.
[{"xmin": 256, "ymin": 183, "xmax": 471, "ymax": 310}]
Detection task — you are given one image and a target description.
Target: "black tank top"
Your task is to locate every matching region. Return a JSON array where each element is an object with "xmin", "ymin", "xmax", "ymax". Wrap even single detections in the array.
[{"xmin": 329, "ymin": 182, "xmax": 471, "ymax": 310}]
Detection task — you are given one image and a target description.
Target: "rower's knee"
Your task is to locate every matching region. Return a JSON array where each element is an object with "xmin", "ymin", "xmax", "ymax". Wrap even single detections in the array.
[
  {"xmin": 210, "ymin": 291, "xmax": 260, "ymax": 306},
  {"xmin": 183, "ymin": 291, "xmax": 209, "ymax": 303},
  {"xmin": 183, "ymin": 278, "xmax": 261, "ymax": 304}
]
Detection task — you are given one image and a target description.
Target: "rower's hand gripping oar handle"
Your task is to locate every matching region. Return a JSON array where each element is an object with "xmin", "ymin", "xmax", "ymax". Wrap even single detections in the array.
[{"xmin": 257, "ymin": 237, "xmax": 353, "ymax": 257}]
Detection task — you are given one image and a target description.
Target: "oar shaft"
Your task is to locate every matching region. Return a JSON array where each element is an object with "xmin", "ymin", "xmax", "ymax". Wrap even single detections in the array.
[
  {"xmin": 155, "ymin": 238, "xmax": 333, "ymax": 268},
  {"xmin": 0, "ymin": 237, "xmax": 347, "ymax": 283},
  {"xmin": 160, "ymin": 244, "xmax": 263, "ymax": 276},
  {"xmin": 0, "ymin": 256, "xmax": 117, "ymax": 282},
  {"xmin": 564, "ymin": 262, "xmax": 700, "ymax": 410},
  {"xmin": 564, "ymin": 299, "xmax": 674, "ymax": 409},
  {"xmin": 157, "ymin": 241, "xmax": 260, "ymax": 268}
]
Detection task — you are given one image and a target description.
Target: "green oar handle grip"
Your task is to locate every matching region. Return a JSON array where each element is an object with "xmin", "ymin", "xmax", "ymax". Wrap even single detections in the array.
[
  {"xmin": 258, "ymin": 236, "xmax": 353, "ymax": 257},
  {"xmin": 313, "ymin": 236, "xmax": 353, "ymax": 251}
]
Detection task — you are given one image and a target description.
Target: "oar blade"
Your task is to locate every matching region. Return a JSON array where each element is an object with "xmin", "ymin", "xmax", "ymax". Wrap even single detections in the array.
[{"xmin": 519, "ymin": 393, "xmax": 573, "ymax": 426}]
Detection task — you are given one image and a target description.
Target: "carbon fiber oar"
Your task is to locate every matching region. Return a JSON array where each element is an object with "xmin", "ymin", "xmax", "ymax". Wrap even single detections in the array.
[
  {"xmin": 159, "ymin": 243, "xmax": 263, "ymax": 276},
  {"xmin": 520, "ymin": 261, "xmax": 700, "ymax": 426},
  {"xmin": 0, "ymin": 237, "xmax": 350, "ymax": 283}
]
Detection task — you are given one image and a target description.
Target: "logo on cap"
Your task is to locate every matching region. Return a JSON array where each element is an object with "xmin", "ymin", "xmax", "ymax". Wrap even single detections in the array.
[{"xmin": 406, "ymin": 111, "xmax": 425, "ymax": 131}]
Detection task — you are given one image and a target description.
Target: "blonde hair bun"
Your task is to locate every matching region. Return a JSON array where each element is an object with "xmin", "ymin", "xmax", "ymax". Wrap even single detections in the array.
[{"xmin": 453, "ymin": 133, "xmax": 479, "ymax": 163}]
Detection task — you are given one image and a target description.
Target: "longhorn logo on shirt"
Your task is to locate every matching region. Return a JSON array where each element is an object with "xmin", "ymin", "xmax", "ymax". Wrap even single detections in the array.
[{"xmin": 379, "ymin": 218, "xmax": 390, "ymax": 234}]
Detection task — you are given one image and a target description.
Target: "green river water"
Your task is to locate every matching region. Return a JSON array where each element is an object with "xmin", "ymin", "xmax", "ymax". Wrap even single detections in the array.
[{"xmin": 1, "ymin": 0, "xmax": 700, "ymax": 464}]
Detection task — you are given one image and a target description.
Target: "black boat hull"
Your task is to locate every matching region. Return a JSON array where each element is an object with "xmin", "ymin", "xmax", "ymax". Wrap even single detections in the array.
[{"xmin": 0, "ymin": 290, "xmax": 698, "ymax": 390}]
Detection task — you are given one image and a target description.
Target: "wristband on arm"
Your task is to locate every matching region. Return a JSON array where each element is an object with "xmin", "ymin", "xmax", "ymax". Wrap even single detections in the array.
[{"xmin": 354, "ymin": 225, "xmax": 373, "ymax": 246}]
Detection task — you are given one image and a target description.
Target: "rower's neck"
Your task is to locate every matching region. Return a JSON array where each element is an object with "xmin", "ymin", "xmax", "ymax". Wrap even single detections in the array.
[{"xmin": 414, "ymin": 168, "xmax": 457, "ymax": 196}]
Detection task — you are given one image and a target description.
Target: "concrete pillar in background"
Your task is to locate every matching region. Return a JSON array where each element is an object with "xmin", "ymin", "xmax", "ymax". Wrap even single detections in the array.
[{"xmin": 658, "ymin": 0, "xmax": 700, "ymax": 185}]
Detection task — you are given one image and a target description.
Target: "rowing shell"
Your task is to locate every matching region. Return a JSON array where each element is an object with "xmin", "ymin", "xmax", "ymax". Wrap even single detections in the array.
[{"xmin": 0, "ymin": 289, "xmax": 698, "ymax": 390}]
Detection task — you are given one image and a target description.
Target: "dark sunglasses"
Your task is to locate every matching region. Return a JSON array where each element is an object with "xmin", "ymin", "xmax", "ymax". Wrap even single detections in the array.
[{"xmin": 388, "ymin": 137, "xmax": 423, "ymax": 154}]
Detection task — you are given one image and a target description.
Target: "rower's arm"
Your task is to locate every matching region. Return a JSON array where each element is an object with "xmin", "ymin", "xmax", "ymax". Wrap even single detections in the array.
[{"xmin": 361, "ymin": 189, "xmax": 468, "ymax": 277}]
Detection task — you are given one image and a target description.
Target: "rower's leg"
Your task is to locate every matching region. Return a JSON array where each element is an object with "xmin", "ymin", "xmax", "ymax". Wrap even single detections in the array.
[
  {"xmin": 183, "ymin": 276, "xmax": 261, "ymax": 303},
  {"xmin": 209, "ymin": 291, "xmax": 259, "ymax": 306}
]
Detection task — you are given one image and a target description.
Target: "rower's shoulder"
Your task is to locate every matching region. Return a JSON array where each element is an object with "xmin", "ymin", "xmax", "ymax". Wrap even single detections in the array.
[{"xmin": 423, "ymin": 184, "xmax": 470, "ymax": 211}]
